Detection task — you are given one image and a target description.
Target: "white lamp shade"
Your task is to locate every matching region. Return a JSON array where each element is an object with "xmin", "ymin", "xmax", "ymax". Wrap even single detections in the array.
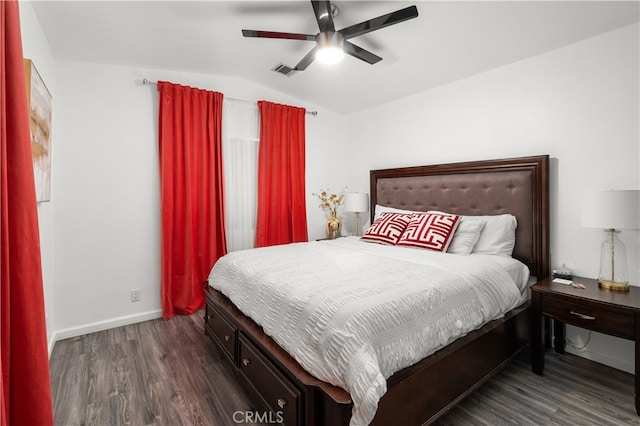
[
  {"xmin": 344, "ymin": 192, "xmax": 369, "ymax": 213},
  {"xmin": 581, "ymin": 190, "xmax": 640, "ymax": 229}
]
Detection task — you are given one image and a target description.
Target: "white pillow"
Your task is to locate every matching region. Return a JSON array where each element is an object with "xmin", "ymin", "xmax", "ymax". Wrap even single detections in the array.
[
  {"xmin": 427, "ymin": 211, "xmax": 516, "ymax": 256},
  {"xmin": 447, "ymin": 218, "xmax": 486, "ymax": 255},
  {"xmin": 471, "ymin": 214, "xmax": 517, "ymax": 257}
]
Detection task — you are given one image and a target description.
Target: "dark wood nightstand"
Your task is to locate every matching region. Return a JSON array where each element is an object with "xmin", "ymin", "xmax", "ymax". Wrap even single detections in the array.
[{"xmin": 531, "ymin": 276, "xmax": 640, "ymax": 415}]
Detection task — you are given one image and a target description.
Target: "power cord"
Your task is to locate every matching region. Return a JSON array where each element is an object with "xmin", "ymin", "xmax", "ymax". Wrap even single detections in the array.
[{"xmin": 566, "ymin": 331, "xmax": 592, "ymax": 350}]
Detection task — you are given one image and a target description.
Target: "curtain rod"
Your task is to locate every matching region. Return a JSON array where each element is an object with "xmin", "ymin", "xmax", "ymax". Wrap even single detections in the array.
[{"xmin": 141, "ymin": 78, "xmax": 317, "ymax": 117}]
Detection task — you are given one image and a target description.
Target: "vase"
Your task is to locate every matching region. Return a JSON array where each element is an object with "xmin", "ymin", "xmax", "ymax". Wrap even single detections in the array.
[{"xmin": 326, "ymin": 210, "xmax": 342, "ymax": 240}]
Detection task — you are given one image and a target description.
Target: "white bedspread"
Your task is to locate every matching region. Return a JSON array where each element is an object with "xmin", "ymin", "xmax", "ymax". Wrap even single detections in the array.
[{"xmin": 208, "ymin": 237, "xmax": 527, "ymax": 425}]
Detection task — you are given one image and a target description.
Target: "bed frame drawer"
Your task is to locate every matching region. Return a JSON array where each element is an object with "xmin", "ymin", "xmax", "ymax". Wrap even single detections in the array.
[
  {"xmin": 238, "ymin": 334, "xmax": 302, "ymax": 426},
  {"xmin": 204, "ymin": 304, "xmax": 237, "ymax": 363}
]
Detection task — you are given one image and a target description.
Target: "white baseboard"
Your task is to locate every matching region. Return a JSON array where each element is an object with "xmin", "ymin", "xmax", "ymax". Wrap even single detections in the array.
[
  {"xmin": 48, "ymin": 334, "xmax": 56, "ymax": 358},
  {"xmin": 48, "ymin": 310, "xmax": 163, "ymax": 356}
]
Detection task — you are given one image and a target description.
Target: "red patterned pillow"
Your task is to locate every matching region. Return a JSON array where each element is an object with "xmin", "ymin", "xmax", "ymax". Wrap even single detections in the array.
[
  {"xmin": 361, "ymin": 212, "xmax": 412, "ymax": 245},
  {"xmin": 396, "ymin": 213, "xmax": 461, "ymax": 252}
]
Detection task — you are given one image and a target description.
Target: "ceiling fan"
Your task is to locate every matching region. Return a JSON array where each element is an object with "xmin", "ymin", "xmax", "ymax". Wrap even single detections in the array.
[{"xmin": 242, "ymin": 1, "xmax": 419, "ymax": 76}]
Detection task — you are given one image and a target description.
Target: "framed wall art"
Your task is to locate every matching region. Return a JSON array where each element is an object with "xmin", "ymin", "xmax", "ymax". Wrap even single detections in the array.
[{"xmin": 24, "ymin": 58, "xmax": 52, "ymax": 202}]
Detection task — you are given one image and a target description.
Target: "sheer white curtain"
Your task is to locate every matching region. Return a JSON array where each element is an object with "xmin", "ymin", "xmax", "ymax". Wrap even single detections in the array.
[{"xmin": 222, "ymin": 99, "xmax": 259, "ymax": 252}]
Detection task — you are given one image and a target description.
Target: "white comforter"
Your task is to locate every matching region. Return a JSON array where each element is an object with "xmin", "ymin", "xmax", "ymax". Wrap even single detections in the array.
[{"xmin": 208, "ymin": 237, "xmax": 527, "ymax": 426}]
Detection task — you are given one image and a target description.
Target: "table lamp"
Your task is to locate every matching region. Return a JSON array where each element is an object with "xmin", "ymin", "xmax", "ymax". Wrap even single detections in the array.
[
  {"xmin": 344, "ymin": 192, "xmax": 369, "ymax": 236},
  {"xmin": 581, "ymin": 190, "xmax": 639, "ymax": 291}
]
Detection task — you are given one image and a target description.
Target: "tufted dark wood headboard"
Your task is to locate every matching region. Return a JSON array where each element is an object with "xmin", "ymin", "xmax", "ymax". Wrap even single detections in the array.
[{"xmin": 370, "ymin": 155, "xmax": 549, "ymax": 279}]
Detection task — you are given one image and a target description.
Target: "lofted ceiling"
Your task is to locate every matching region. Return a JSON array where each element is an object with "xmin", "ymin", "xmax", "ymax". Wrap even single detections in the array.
[{"xmin": 31, "ymin": 1, "xmax": 639, "ymax": 114}]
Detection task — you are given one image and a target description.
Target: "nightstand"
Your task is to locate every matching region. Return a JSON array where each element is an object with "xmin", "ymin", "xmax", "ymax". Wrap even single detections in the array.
[{"xmin": 531, "ymin": 276, "xmax": 640, "ymax": 415}]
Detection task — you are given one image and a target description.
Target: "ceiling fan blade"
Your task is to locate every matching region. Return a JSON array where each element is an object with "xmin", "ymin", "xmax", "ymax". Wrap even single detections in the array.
[
  {"xmin": 339, "ymin": 5, "xmax": 418, "ymax": 40},
  {"xmin": 293, "ymin": 47, "xmax": 318, "ymax": 71},
  {"xmin": 342, "ymin": 41, "xmax": 382, "ymax": 65},
  {"xmin": 311, "ymin": 1, "xmax": 336, "ymax": 33},
  {"xmin": 242, "ymin": 29, "xmax": 316, "ymax": 41}
]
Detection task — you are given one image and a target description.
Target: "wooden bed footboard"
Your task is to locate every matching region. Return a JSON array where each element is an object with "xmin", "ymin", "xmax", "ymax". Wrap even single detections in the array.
[{"xmin": 205, "ymin": 286, "xmax": 530, "ymax": 426}]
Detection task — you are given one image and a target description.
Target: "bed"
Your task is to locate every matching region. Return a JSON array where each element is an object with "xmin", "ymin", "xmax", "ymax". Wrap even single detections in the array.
[{"xmin": 204, "ymin": 155, "xmax": 549, "ymax": 425}]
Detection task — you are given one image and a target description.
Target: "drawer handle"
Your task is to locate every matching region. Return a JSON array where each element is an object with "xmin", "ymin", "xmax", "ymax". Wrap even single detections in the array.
[
  {"xmin": 570, "ymin": 311, "xmax": 596, "ymax": 320},
  {"xmin": 277, "ymin": 398, "xmax": 288, "ymax": 408},
  {"xmin": 205, "ymin": 314, "xmax": 213, "ymax": 321},
  {"xmin": 242, "ymin": 358, "xmax": 251, "ymax": 367},
  {"xmin": 224, "ymin": 335, "xmax": 232, "ymax": 342}
]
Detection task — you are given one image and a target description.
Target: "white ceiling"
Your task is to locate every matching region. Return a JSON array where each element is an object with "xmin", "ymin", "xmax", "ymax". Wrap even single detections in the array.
[{"xmin": 31, "ymin": 1, "xmax": 639, "ymax": 114}]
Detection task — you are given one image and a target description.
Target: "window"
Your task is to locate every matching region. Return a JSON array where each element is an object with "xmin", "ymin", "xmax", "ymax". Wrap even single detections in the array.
[{"xmin": 222, "ymin": 99, "xmax": 259, "ymax": 251}]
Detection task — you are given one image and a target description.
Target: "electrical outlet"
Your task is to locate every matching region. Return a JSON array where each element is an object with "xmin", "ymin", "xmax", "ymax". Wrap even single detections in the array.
[{"xmin": 130, "ymin": 288, "xmax": 141, "ymax": 303}]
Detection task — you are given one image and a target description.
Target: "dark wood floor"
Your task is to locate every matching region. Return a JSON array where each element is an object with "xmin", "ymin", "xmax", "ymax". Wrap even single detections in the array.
[{"xmin": 50, "ymin": 312, "xmax": 640, "ymax": 426}]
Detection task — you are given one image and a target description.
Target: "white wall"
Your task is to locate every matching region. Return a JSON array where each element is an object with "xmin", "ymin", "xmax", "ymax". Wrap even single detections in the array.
[
  {"xmin": 51, "ymin": 60, "xmax": 348, "ymax": 337},
  {"xmin": 19, "ymin": 1, "xmax": 57, "ymax": 351},
  {"xmin": 344, "ymin": 24, "xmax": 640, "ymax": 373}
]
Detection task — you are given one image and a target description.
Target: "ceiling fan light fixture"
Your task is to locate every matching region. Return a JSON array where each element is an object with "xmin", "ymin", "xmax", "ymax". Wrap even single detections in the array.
[
  {"xmin": 242, "ymin": 2, "xmax": 419, "ymax": 72},
  {"xmin": 316, "ymin": 31, "xmax": 344, "ymax": 65},
  {"xmin": 316, "ymin": 46, "xmax": 344, "ymax": 65}
]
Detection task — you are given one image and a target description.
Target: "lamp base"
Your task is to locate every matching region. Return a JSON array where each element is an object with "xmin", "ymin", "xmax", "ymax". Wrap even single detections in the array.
[
  {"xmin": 353, "ymin": 212, "xmax": 362, "ymax": 237},
  {"xmin": 597, "ymin": 229, "xmax": 630, "ymax": 292},
  {"xmin": 598, "ymin": 279, "xmax": 630, "ymax": 292}
]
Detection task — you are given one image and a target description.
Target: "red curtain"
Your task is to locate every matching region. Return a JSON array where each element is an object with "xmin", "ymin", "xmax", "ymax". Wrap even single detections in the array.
[
  {"xmin": 157, "ymin": 82, "xmax": 227, "ymax": 320},
  {"xmin": 1, "ymin": 1, "xmax": 54, "ymax": 425},
  {"xmin": 255, "ymin": 101, "xmax": 308, "ymax": 247}
]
